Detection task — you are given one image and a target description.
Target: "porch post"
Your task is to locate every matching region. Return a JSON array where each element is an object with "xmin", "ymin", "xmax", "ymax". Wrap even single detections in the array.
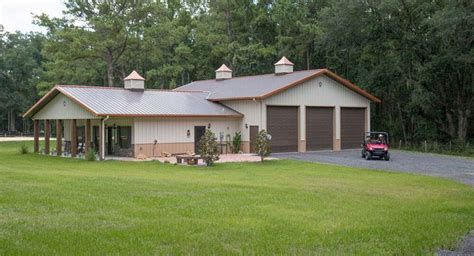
[
  {"xmin": 99, "ymin": 119, "xmax": 104, "ymax": 160},
  {"xmin": 33, "ymin": 119, "xmax": 39, "ymax": 153},
  {"xmin": 71, "ymin": 119, "xmax": 77, "ymax": 157},
  {"xmin": 85, "ymin": 119, "xmax": 91, "ymax": 155},
  {"xmin": 44, "ymin": 120, "xmax": 50, "ymax": 155},
  {"xmin": 56, "ymin": 120, "xmax": 62, "ymax": 156}
]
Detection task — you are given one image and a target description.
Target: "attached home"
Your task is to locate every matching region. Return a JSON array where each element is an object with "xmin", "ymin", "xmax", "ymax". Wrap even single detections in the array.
[{"xmin": 23, "ymin": 57, "xmax": 380, "ymax": 160}]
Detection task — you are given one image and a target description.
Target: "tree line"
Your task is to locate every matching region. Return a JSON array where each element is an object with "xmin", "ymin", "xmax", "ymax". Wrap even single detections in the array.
[{"xmin": 0, "ymin": 0, "xmax": 472, "ymax": 144}]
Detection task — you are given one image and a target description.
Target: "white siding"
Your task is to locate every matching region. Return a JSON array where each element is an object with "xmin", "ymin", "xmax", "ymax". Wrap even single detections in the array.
[
  {"xmin": 33, "ymin": 94, "xmax": 98, "ymax": 120},
  {"xmin": 134, "ymin": 118, "xmax": 240, "ymax": 144}
]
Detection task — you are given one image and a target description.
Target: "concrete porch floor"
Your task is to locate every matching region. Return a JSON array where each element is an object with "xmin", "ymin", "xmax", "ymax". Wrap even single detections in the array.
[{"xmin": 106, "ymin": 154, "xmax": 276, "ymax": 164}]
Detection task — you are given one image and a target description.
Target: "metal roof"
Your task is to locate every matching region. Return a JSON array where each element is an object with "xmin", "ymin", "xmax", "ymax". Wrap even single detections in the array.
[
  {"xmin": 175, "ymin": 70, "xmax": 321, "ymax": 100},
  {"xmin": 124, "ymin": 70, "xmax": 145, "ymax": 80},
  {"xmin": 174, "ymin": 69, "xmax": 380, "ymax": 102},
  {"xmin": 24, "ymin": 86, "xmax": 243, "ymax": 118},
  {"xmin": 274, "ymin": 56, "xmax": 294, "ymax": 66},
  {"xmin": 216, "ymin": 64, "xmax": 232, "ymax": 72}
]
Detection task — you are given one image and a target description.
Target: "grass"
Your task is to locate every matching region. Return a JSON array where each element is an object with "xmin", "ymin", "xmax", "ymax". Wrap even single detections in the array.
[{"xmin": 0, "ymin": 141, "xmax": 473, "ymax": 255}]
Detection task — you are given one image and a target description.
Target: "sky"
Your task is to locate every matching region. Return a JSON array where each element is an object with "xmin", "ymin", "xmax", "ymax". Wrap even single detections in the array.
[{"xmin": 0, "ymin": 0, "xmax": 66, "ymax": 33}]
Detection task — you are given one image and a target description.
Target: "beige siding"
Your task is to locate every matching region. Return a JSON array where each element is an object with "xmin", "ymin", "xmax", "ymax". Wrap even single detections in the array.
[
  {"xmin": 220, "ymin": 100, "xmax": 262, "ymax": 141},
  {"xmin": 133, "ymin": 117, "xmax": 240, "ymax": 145},
  {"xmin": 33, "ymin": 94, "xmax": 98, "ymax": 120},
  {"xmin": 220, "ymin": 75, "xmax": 370, "ymax": 143},
  {"xmin": 263, "ymin": 75, "xmax": 370, "ymax": 141}
]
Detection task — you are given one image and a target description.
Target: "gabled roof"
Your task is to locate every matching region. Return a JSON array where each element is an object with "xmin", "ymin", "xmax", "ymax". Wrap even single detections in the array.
[
  {"xmin": 216, "ymin": 64, "xmax": 232, "ymax": 72},
  {"xmin": 124, "ymin": 70, "xmax": 145, "ymax": 81},
  {"xmin": 174, "ymin": 69, "xmax": 381, "ymax": 102},
  {"xmin": 23, "ymin": 85, "xmax": 243, "ymax": 118},
  {"xmin": 274, "ymin": 56, "xmax": 294, "ymax": 66}
]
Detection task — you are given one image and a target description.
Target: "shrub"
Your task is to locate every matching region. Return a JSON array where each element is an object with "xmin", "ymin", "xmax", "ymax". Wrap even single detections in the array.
[
  {"xmin": 19, "ymin": 144, "xmax": 29, "ymax": 154},
  {"xmin": 198, "ymin": 129, "xmax": 220, "ymax": 166},
  {"xmin": 255, "ymin": 129, "xmax": 271, "ymax": 162},
  {"xmin": 231, "ymin": 132, "xmax": 242, "ymax": 153},
  {"xmin": 85, "ymin": 150, "xmax": 97, "ymax": 161}
]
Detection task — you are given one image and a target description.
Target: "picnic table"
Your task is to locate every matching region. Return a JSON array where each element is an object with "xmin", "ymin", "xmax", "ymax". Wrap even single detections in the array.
[{"xmin": 176, "ymin": 155, "xmax": 203, "ymax": 165}]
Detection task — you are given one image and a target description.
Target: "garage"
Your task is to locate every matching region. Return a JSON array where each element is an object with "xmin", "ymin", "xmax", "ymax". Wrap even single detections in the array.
[
  {"xmin": 306, "ymin": 107, "xmax": 334, "ymax": 151},
  {"xmin": 267, "ymin": 106, "xmax": 298, "ymax": 152},
  {"xmin": 341, "ymin": 108, "xmax": 365, "ymax": 149}
]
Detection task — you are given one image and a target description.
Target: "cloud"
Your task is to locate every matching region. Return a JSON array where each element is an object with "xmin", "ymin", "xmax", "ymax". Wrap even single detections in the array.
[{"xmin": 0, "ymin": 0, "xmax": 65, "ymax": 33}]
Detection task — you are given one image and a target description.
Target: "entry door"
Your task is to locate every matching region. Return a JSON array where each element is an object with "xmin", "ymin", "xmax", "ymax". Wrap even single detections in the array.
[
  {"xmin": 249, "ymin": 126, "xmax": 259, "ymax": 153},
  {"xmin": 194, "ymin": 126, "xmax": 206, "ymax": 153},
  {"xmin": 92, "ymin": 126, "xmax": 99, "ymax": 152},
  {"xmin": 107, "ymin": 127, "xmax": 114, "ymax": 155}
]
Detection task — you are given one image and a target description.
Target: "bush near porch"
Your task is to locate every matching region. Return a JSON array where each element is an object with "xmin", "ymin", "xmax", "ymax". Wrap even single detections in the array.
[{"xmin": 0, "ymin": 141, "xmax": 473, "ymax": 255}]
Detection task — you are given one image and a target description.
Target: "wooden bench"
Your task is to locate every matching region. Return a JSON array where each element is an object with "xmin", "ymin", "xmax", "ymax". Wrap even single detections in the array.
[{"xmin": 176, "ymin": 155, "xmax": 203, "ymax": 165}]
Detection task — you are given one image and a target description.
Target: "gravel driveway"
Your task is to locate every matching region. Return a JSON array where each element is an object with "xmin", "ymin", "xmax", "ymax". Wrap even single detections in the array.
[{"xmin": 274, "ymin": 150, "xmax": 474, "ymax": 186}]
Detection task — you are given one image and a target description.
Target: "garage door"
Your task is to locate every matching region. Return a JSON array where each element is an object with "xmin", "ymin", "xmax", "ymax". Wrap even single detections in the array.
[
  {"xmin": 306, "ymin": 107, "xmax": 333, "ymax": 151},
  {"xmin": 267, "ymin": 106, "xmax": 298, "ymax": 152},
  {"xmin": 341, "ymin": 108, "xmax": 365, "ymax": 149}
]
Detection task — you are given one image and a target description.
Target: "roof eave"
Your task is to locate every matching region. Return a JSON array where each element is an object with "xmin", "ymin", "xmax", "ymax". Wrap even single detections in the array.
[
  {"xmin": 207, "ymin": 69, "xmax": 381, "ymax": 103},
  {"xmin": 96, "ymin": 114, "xmax": 244, "ymax": 118},
  {"xmin": 22, "ymin": 85, "xmax": 100, "ymax": 119}
]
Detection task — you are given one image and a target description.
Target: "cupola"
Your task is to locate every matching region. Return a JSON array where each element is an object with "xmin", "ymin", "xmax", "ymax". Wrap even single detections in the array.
[
  {"xmin": 215, "ymin": 64, "xmax": 232, "ymax": 80},
  {"xmin": 274, "ymin": 56, "xmax": 294, "ymax": 74},
  {"xmin": 124, "ymin": 70, "xmax": 145, "ymax": 90}
]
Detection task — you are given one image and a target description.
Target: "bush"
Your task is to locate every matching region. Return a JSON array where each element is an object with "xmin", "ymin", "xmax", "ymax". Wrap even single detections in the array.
[
  {"xmin": 255, "ymin": 129, "xmax": 271, "ymax": 162},
  {"xmin": 19, "ymin": 144, "xmax": 29, "ymax": 154},
  {"xmin": 198, "ymin": 129, "xmax": 220, "ymax": 166},
  {"xmin": 85, "ymin": 150, "xmax": 97, "ymax": 161},
  {"xmin": 231, "ymin": 132, "xmax": 242, "ymax": 153}
]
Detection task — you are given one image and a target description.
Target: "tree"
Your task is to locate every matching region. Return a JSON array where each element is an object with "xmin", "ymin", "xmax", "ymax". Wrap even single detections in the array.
[
  {"xmin": 198, "ymin": 129, "xmax": 220, "ymax": 166},
  {"xmin": 0, "ymin": 32, "xmax": 43, "ymax": 132},
  {"xmin": 255, "ymin": 130, "xmax": 271, "ymax": 162},
  {"xmin": 35, "ymin": 0, "xmax": 153, "ymax": 92}
]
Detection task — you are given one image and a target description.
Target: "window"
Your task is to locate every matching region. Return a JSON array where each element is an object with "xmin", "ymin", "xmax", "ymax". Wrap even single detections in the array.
[{"xmin": 118, "ymin": 126, "xmax": 132, "ymax": 149}]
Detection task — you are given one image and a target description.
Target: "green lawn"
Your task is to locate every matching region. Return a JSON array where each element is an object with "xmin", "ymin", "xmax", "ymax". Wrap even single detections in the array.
[{"xmin": 1, "ymin": 141, "xmax": 473, "ymax": 255}]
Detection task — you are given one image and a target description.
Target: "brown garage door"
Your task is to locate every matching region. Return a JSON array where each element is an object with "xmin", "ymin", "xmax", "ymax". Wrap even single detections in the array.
[
  {"xmin": 267, "ymin": 106, "xmax": 298, "ymax": 152},
  {"xmin": 306, "ymin": 107, "xmax": 334, "ymax": 151},
  {"xmin": 341, "ymin": 108, "xmax": 365, "ymax": 149}
]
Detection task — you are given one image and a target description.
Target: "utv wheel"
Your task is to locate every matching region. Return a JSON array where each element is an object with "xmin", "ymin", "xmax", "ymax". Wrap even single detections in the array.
[
  {"xmin": 365, "ymin": 152, "xmax": 372, "ymax": 160},
  {"xmin": 384, "ymin": 152, "xmax": 390, "ymax": 161},
  {"xmin": 361, "ymin": 150, "xmax": 365, "ymax": 158}
]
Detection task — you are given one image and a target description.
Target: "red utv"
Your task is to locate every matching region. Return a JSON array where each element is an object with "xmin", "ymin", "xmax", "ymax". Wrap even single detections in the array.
[{"xmin": 361, "ymin": 132, "xmax": 390, "ymax": 161}]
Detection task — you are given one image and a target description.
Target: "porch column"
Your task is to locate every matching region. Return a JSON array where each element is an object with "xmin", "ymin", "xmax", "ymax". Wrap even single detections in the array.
[
  {"xmin": 71, "ymin": 119, "xmax": 77, "ymax": 157},
  {"xmin": 44, "ymin": 120, "xmax": 50, "ymax": 155},
  {"xmin": 33, "ymin": 119, "xmax": 39, "ymax": 153},
  {"xmin": 56, "ymin": 120, "xmax": 62, "ymax": 156},
  {"xmin": 85, "ymin": 119, "xmax": 91, "ymax": 155},
  {"xmin": 99, "ymin": 119, "xmax": 104, "ymax": 160}
]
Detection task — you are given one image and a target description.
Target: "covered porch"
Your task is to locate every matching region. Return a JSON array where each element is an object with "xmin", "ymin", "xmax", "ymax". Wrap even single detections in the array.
[{"xmin": 32, "ymin": 118, "xmax": 133, "ymax": 160}]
